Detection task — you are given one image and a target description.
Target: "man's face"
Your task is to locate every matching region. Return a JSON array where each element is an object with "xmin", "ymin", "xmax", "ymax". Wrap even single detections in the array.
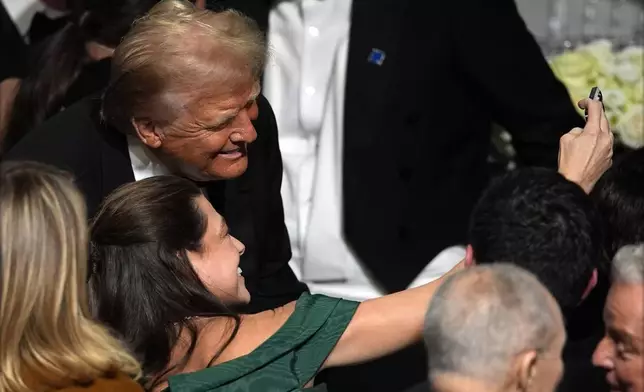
[
  {"xmin": 593, "ymin": 283, "xmax": 644, "ymax": 392},
  {"xmin": 152, "ymin": 79, "xmax": 260, "ymax": 180}
]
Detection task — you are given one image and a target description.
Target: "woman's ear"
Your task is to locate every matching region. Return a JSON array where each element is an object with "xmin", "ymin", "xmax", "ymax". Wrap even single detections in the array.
[
  {"xmin": 464, "ymin": 244, "xmax": 476, "ymax": 268},
  {"xmin": 580, "ymin": 268, "xmax": 598, "ymax": 302}
]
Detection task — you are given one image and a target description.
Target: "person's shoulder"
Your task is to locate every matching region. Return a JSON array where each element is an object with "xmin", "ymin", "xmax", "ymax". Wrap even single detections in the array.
[
  {"xmin": 36, "ymin": 95, "xmax": 102, "ymax": 136},
  {"xmin": 55, "ymin": 372, "xmax": 143, "ymax": 392}
]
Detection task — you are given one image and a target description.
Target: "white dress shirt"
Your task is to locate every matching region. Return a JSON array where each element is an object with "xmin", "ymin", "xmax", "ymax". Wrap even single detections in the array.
[
  {"xmin": 264, "ymin": 0, "xmax": 464, "ymax": 302},
  {"xmin": 127, "ymin": 135, "xmax": 171, "ymax": 181}
]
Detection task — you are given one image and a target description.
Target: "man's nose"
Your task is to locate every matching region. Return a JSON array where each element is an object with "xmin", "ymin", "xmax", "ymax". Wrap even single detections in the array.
[
  {"xmin": 230, "ymin": 111, "xmax": 258, "ymax": 144},
  {"xmin": 592, "ymin": 337, "xmax": 614, "ymax": 369}
]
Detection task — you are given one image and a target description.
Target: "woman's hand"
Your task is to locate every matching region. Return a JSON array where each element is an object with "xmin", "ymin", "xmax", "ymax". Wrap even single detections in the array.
[{"xmin": 558, "ymin": 98, "xmax": 613, "ymax": 193}]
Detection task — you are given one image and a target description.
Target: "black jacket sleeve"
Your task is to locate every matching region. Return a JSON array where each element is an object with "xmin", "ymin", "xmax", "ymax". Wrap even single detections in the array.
[
  {"xmin": 255, "ymin": 94, "xmax": 293, "ymax": 275},
  {"xmin": 453, "ymin": 0, "xmax": 584, "ymax": 167}
]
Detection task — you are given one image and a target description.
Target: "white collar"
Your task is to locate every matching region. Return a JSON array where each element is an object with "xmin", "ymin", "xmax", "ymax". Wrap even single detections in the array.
[{"xmin": 126, "ymin": 135, "xmax": 172, "ymax": 181}]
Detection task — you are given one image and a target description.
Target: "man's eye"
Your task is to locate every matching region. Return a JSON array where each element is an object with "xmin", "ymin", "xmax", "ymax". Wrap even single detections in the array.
[
  {"xmin": 616, "ymin": 343, "xmax": 629, "ymax": 358},
  {"xmin": 208, "ymin": 120, "xmax": 232, "ymax": 131}
]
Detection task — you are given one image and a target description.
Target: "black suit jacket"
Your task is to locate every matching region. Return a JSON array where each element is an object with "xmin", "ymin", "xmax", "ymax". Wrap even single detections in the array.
[
  {"xmin": 343, "ymin": 0, "xmax": 585, "ymax": 292},
  {"xmin": 3, "ymin": 94, "xmax": 306, "ymax": 312}
]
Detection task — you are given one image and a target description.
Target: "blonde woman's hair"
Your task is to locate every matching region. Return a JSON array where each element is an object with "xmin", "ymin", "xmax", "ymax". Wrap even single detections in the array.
[
  {"xmin": 0, "ymin": 162, "xmax": 141, "ymax": 392},
  {"xmin": 102, "ymin": 0, "xmax": 266, "ymax": 132}
]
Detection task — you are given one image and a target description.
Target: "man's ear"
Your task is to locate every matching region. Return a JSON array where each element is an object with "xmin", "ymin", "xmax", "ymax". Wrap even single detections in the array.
[
  {"xmin": 516, "ymin": 349, "xmax": 538, "ymax": 391},
  {"xmin": 131, "ymin": 118, "xmax": 163, "ymax": 149},
  {"xmin": 580, "ymin": 268, "xmax": 599, "ymax": 302},
  {"xmin": 464, "ymin": 244, "xmax": 476, "ymax": 268}
]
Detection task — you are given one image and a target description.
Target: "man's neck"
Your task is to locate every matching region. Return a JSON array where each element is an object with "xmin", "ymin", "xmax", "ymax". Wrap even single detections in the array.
[{"xmin": 431, "ymin": 374, "xmax": 505, "ymax": 392}]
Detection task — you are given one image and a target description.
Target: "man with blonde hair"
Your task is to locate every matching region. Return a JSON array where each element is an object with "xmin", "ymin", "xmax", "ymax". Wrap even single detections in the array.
[{"xmin": 4, "ymin": 0, "xmax": 307, "ymax": 312}]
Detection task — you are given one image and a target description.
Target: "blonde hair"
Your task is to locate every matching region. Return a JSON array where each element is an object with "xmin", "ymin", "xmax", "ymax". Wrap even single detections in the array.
[
  {"xmin": 0, "ymin": 162, "xmax": 141, "ymax": 392},
  {"xmin": 102, "ymin": 0, "xmax": 266, "ymax": 131}
]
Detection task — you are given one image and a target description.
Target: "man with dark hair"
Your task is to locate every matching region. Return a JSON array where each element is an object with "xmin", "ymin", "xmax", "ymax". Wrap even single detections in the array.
[
  {"xmin": 467, "ymin": 167, "xmax": 608, "ymax": 392},
  {"xmin": 469, "ymin": 168, "xmax": 602, "ymax": 309},
  {"xmin": 591, "ymin": 147, "xmax": 644, "ymax": 262}
]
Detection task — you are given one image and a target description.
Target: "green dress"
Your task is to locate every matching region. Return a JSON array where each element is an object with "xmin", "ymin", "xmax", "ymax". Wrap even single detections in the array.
[{"xmin": 167, "ymin": 293, "xmax": 359, "ymax": 392}]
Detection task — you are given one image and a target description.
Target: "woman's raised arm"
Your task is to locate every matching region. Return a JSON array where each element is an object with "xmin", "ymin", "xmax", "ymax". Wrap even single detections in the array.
[{"xmin": 323, "ymin": 261, "xmax": 464, "ymax": 369}]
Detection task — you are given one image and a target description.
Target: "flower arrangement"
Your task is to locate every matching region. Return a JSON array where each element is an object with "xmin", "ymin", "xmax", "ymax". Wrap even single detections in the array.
[{"xmin": 549, "ymin": 40, "xmax": 644, "ymax": 149}]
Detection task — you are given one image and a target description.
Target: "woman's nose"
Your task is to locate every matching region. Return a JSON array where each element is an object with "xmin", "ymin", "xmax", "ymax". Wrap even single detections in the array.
[{"xmin": 232, "ymin": 235, "xmax": 246, "ymax": 255}]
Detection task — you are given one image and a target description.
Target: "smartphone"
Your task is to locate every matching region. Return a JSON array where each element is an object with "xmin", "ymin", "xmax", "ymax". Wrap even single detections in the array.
[{"xmin": 585, "ymin": 87, "xmax": 603, "ymax": 121}]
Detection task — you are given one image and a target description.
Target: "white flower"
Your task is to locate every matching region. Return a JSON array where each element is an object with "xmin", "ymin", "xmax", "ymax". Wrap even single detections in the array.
[
  {"xmin": 579, "ymin": 39, "xmax": 616, "ymax": 75},
  {"xmin": 614, "ymin": 62, "xmax": 641, "ymax": 83},
  {"xmin": 616, "ymin": 105, "xmax": 644, "ymax": 149},
  {"xmin": 602, "ymin": 89, "xmax": 628, "ymax": 110}
]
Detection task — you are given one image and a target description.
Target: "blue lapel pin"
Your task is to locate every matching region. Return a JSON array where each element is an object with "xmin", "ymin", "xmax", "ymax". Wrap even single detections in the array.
[{"xmin": 367, "ymin": 48, "xmax": 386, "ymax": 66}]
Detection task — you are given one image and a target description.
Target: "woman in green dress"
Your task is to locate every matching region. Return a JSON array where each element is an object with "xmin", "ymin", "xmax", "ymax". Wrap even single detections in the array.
[{"xmin": 88, "ymin": 175, "xmax": 462, "ymax": 392}]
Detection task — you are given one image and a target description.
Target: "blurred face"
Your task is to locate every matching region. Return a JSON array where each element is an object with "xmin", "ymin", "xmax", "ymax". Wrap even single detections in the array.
[
  {"xmin": 593, "ymin": 283, "xmax": 644, "ymax": 392},
  {"xmin": 187, "ymin": 195, "xmax": 250, "ymax": 304},
  {"xmin": 137, "ymin": 79, "xmax": 260, "ymax": 181}
]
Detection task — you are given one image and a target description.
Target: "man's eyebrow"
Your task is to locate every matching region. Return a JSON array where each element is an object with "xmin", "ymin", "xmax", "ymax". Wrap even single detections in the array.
[
  {"xmin": 196, "ymin": 110, "xmax": 237, "ymax": 129},
  {"xmin": 608, "ymin": 325, "xmax": 642, "ymax": 346},
  {"xmin": 198, "ymin": 86, "xmax": 261, "ymax": 129}
]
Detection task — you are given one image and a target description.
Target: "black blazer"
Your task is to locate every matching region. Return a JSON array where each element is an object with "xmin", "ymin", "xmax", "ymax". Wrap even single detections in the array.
[
  {"xmin": 3, "ymin": 94, "xmax": 306, "ymax": 312},
  {"xmin": 342, "ymin": 0, "xmax": 585, "ymax": 292}
]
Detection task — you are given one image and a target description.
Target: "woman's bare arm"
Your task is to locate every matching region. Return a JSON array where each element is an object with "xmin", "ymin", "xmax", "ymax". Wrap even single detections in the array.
[{"xmin": 323, "ymin": 261, "xmax": 463, "ymax": 369}]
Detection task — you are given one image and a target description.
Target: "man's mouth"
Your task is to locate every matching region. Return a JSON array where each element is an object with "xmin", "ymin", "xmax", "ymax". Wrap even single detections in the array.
[{"xmin": 219, "ymin": 146, "xmax": 245, "ymax": 159}]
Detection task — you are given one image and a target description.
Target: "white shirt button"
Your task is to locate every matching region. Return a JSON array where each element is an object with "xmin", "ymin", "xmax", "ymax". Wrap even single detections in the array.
[{"xmin": 307, "ymin": 26, "xmax": 320, "ymax": 37}]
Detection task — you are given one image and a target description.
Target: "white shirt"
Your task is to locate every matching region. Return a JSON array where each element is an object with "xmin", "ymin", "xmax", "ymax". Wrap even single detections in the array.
[
  {"xmin": 127, "ymin": 135, "xmax": 171, "ymax": 180},
  {"xmin": 2, "ymin": 0, "xmax": 66, "ymax": 37},
  {"xmin": 264, "ymin": 0, "xmax": 463, "ymax": 302}
]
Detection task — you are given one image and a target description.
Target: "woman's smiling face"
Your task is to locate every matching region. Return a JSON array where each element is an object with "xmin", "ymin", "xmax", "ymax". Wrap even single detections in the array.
[{"xmin": 187, "ymin": 195, "xmax": 250, "ymax": 305}]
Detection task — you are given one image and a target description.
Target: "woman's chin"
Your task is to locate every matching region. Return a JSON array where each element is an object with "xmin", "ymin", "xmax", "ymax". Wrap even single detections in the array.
[{"xmin": 239, "ymin": 288, "xmax": 251, "ymax": 304}]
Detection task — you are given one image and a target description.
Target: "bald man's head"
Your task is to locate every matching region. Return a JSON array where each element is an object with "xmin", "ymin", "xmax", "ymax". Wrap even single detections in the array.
[{"xmin": 424, "ymin": 264, "xmax": 566, "ymax": 392}]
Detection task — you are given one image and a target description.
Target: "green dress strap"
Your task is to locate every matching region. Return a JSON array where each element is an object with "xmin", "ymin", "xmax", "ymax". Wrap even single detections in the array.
[{"xmin": 167, "ymin": 293, "xmax": 359, "ymax": 392}]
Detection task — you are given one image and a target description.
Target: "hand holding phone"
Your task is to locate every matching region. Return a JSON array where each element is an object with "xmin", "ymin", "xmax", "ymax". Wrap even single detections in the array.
[
  {"xmin": 559, "ymin": 87, "xmax": 613, "ymax": 193},
  {"xmin": 585, "ymin": 87, "xmax": 603, "ymax": 121}
]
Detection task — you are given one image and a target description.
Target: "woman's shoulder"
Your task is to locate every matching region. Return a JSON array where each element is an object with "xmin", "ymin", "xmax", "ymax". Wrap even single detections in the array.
[
  {"xmin": 56, "ymin": 372, "xmax": 143, "ymax": 392},
  {"xmin": 244, "ymin": 293, "xmax": 359, "ymax": 338},
  {"xmin": 168, "ymin": 294, "xmax": 360, "ymax": 391}
]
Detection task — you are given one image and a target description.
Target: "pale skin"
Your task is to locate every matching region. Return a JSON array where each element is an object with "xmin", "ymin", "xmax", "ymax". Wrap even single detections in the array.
[
  {"xmin": 558, "ymin": 98, "xmax": 613, "ymax": 194},
  {"xmin": 152, "ymin": 196, "xmax": 464, "ymax": 391}
]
